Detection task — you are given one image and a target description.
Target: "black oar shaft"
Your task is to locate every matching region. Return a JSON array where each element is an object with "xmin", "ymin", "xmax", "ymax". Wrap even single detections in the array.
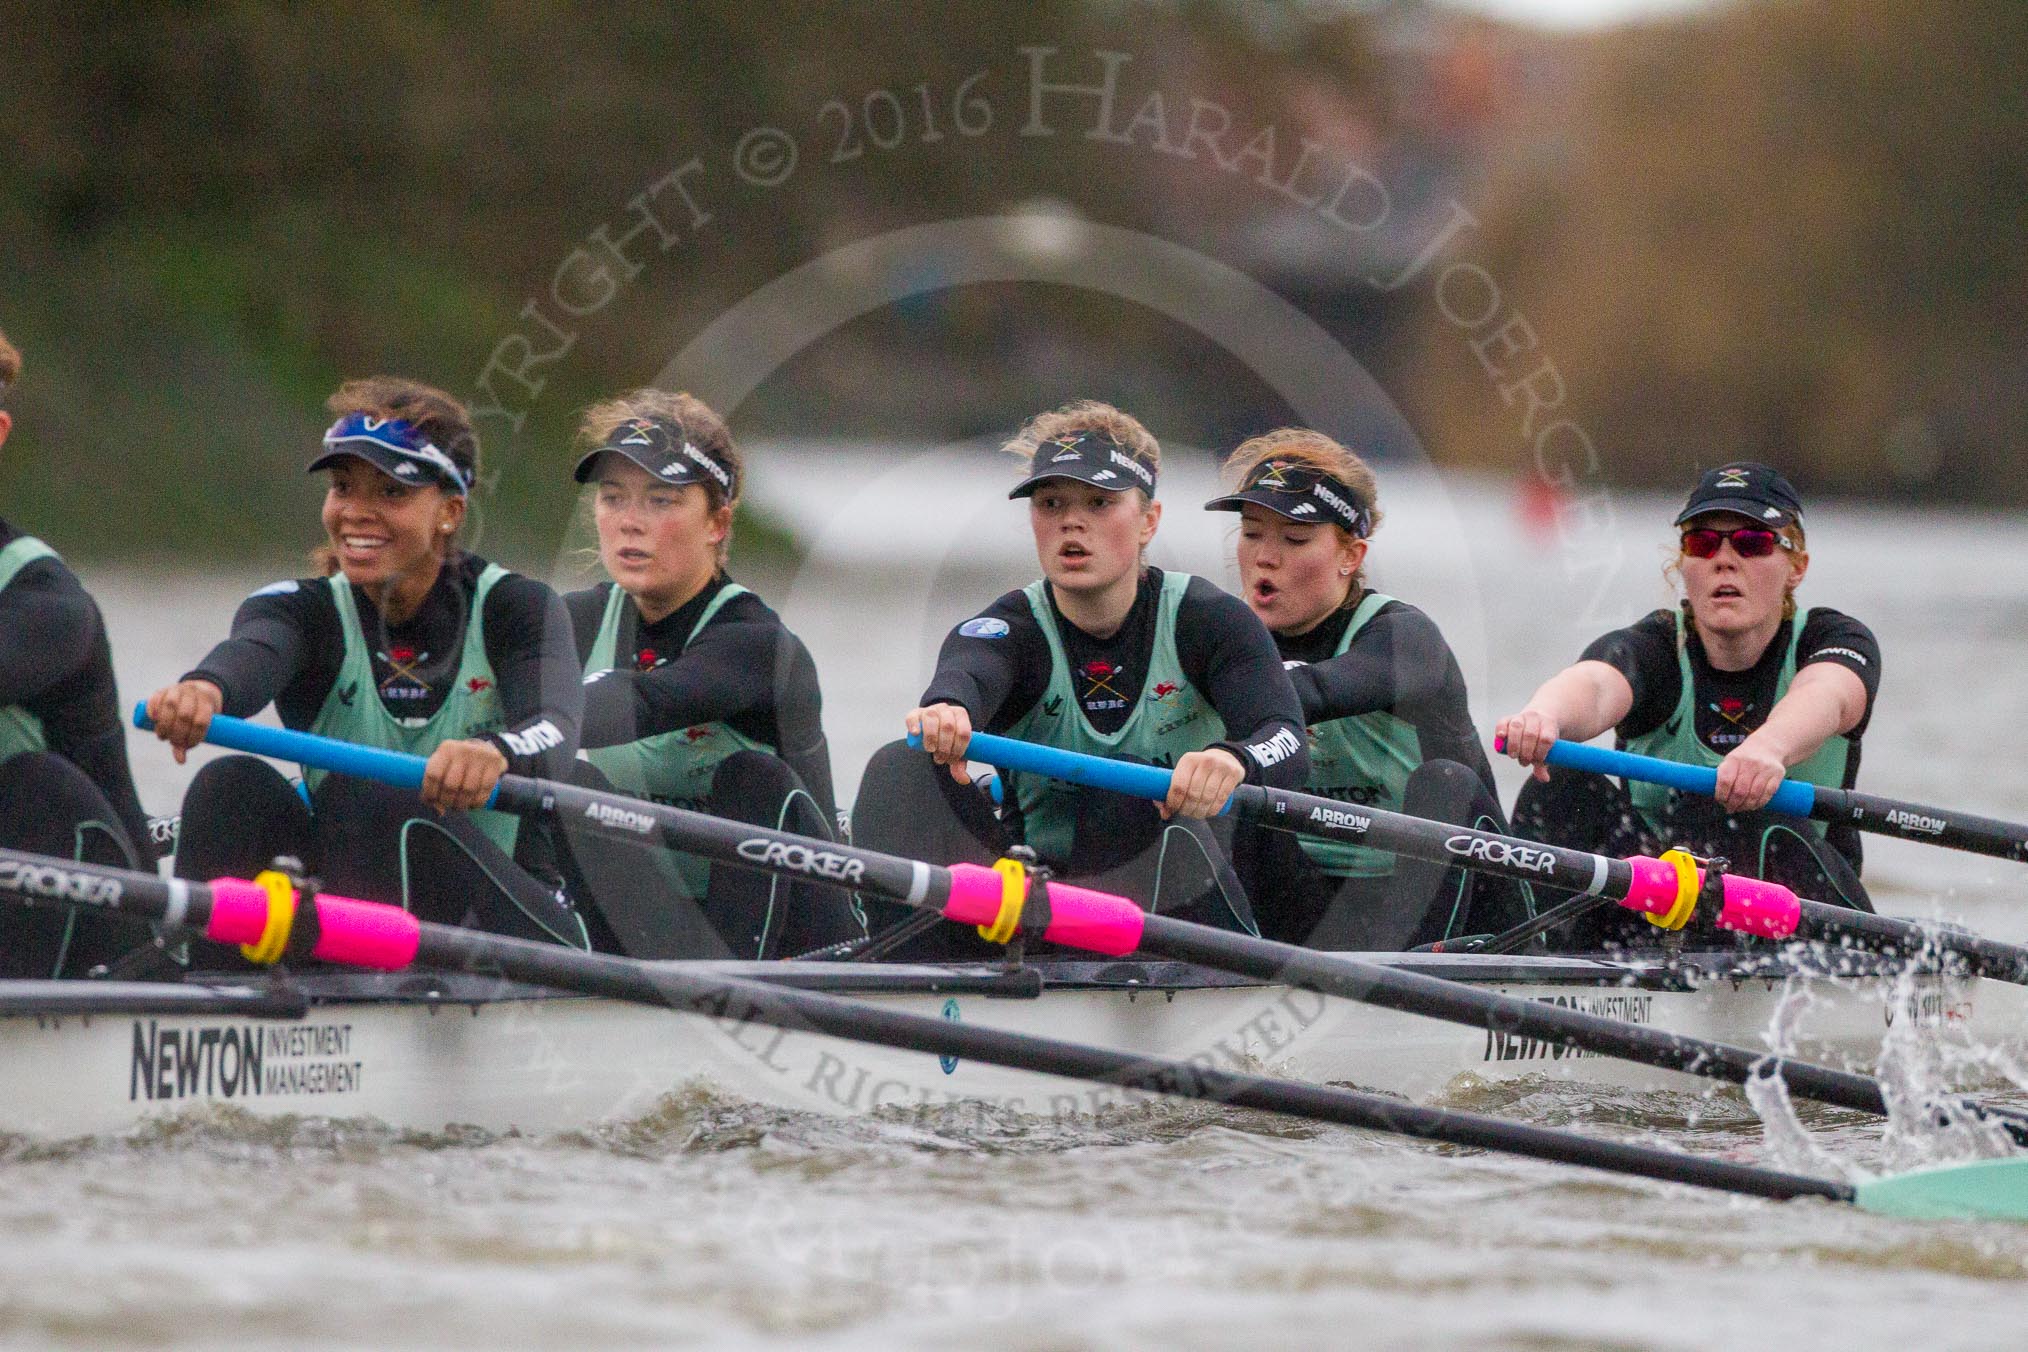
[
  {"xmin": 388, "ymin": 775, "xmax": 2027, "ymax": 1133},
  {"xmin": 1244, "ymin": 786, "xmax": 2028, "ymax": 991},
  {"xmin": 451, "ymin": 788, "xmax": 2028, "ymax": 1137},
  {"xmin": 1794, "ymin": 900, "xmax": 2028, "ymax": 984},
  {"xmin": 412, "ymin": 923, "xmax": 1845, "ymax": 1203},
  {"xmin": 1545, "ymin": 740, "xmax": 2028, "ymax": 865},
  {"xmin": 0, "ymin": 844, "xmax": 1850, "ymax": 1204},
  {"xmin": 494, "ymin": 777, "xmax": 947, "ymax": 912},
  {"xmin": 1816, "ymin": 786, "xmax": 2028, "ymax": 864},
  {"xmin": 479, "ymin": 781, "xmax": 1894, "ymax": 1110},
  {"xmin": 1235, "ymin": 783, "xmax": 1635, "ymax": 899},
  {"xmin": 1134, "ymin": 914, "xmax": 1898, "ymax": 1115}
]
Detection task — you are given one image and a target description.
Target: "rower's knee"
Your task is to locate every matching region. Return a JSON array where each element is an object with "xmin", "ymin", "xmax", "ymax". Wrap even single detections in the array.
[{"xmin": 709, "ymin": 750, "xmax": 810, "ymax": 828}]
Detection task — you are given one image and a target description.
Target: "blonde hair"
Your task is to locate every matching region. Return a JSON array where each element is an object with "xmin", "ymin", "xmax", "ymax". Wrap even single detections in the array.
[
  {"xmin": 575, "ymin": 389, "xmax": 742, "ymax": 565},
  {"xmin": 313, "ymin": 376, "xmax": 478, "ymax": 574},
  {"xmin": 1668, "ymin": 519, "xmax": 1810, "ymax": 622},
  {"xmin": 1224, "ymin": 427, "xmax": 1383, "ymax": 600},
  {"xmin": 1004, "ymin": 400, "xmax": 1160, "ymax": 504},
  {"xmin": 0, "ymin": 327, "xmax": 20, "ymax": 402}
]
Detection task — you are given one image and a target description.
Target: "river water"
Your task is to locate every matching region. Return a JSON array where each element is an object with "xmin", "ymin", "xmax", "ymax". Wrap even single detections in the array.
[{"xmin": 9, "ymin": 453, "xmax": 2028, "ymax": 1348}]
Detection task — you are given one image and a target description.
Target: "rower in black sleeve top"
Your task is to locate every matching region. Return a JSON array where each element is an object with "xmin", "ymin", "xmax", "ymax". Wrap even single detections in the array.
[
  {"xmin": 1205, "ymin": 429, "xmax": 1537, "ymax": 951},
  {"xmin": 1498, "ymin": 462, "xmax": 1879, "ymax": 950},
  {"xmin": 145, "ymin": 377, "xmax": 589, "ymax": 948},
  {"xmin": 0, "ymin": 325, "xmax": 159, "ymax": 977},
  {"xmin": 855, "ymin": 400, "xmax": 1309, "ymax": 957},
  {"xmin": 558, "ymin": 390, "xmax": 863, "ymax": 960}
]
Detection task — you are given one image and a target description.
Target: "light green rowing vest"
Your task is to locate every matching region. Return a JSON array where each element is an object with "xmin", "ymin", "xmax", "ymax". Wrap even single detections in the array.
[
  {"xmin": 1296, "ymin": 592, "xmax": 1424, "ymax": 878},
  {"xmin": 582, "ymin": 582, "xmax": 772, "ymax": 904},
  {"xmin": 1002, "ymin": 572, "xmax": 1225, "ymax": 865},
  {"xmin": 0, "ymin": 537, "xmax": 59, "ymax": 762},
  {"xmin": 1625, "ymin": 606, "xmax": 1850, "ymax": 838},
  {"xmin": 309, "ymin": 566, "xmax": 520, "ymax": 853},
  {"xmin": 582, "ymin": 581, "xmax": 772, "ymax": 805}
]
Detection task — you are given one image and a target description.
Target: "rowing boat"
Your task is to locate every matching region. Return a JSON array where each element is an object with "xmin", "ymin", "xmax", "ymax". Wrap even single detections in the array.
[{"xmin": 1, "ymin": 948, "xmax": 2011, "ymax": 1140}]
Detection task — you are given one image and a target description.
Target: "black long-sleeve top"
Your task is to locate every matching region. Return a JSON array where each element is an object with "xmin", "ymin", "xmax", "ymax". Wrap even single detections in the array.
[
  {"xmin": 0, "ymin": 518, "xmax": 155, "ymax": 860},
  {"xmin": 1272, "ymin": 595, "xmax": 1496, "ymax": 791},
  {"xmin": 565, "ymin": 578, "xmax": 839, "ymax": 826},
  {"xmin": 185, "ymin": 553, "xmax": 581, "ymax": 781},
  {"xmin": 922, "ymin": 568, "xmax": 1309, "ymax": 786}
]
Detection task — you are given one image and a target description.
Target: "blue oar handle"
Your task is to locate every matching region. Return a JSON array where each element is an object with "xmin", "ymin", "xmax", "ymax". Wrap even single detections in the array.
[
  {"xmin": 906, "ymin": 728, "xmax": 1227, "ymax": 812},
  {"xmin": 132, "ymin": 703, "xmax": 500, "ymax": 808},
  {"xmin": 1539, "ymin": 739, "xmax": 1819, "ymax": 818}
]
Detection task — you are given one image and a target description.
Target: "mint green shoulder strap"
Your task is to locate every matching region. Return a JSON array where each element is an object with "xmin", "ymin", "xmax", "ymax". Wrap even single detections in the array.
[
  {"xmin": 467, "ymin": 563, "xmax": 508, "ymax": 657},
  {"xmin": 1334, "ymin": 590, "xmax": 1394, "ymax": 655},
  {"xmin": 0, "ymin": 536, "xmax": 61, "ymax": 592},
  {"xmin": 686, "ymin": 581, "xmax": 749, "ymax": 647},
  {"xmin": 1781, "ymin": 605, "xmax": 1812, "ymax": 679}
]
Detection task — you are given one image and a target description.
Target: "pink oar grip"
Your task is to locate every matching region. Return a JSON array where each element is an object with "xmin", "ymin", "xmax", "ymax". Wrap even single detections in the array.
[
  {"xmin": 201, "ymin": 877, "xmax": 420, "ymax": 969},
  {"xmin": 311, "ymin": 894, "xmax": 422, "ymax": 969},
  {"xmin": 941, "ymin": 863, "xmax": 1006, "ymax": 927},
  {"xmin": 1715, "ymin": 875, "xmax": 1802, "ymax": 939},
  {"xmin": 940, "ymin": 863, "xmax": 1148, "ymax": 955},
  {"xmin": 1620, "ymin": 855, "xmax": 1682, "ymax": 917},
  {"xmin": 1617, "ymin": 856, "xmax": 1802, "ymax": 938},
  {"xmin": 1039, "ymin": 881, "xmax": 1146, "ymax": 956},
  {"xmin": 204, "ymin": 877, "xmax": 273, "ymax": 946}
]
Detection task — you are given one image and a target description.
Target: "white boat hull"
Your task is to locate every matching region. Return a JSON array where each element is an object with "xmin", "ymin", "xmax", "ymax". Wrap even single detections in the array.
[{"xmin": 0, "ymin": 955, "xmax": 2014, "ymax": 1138}]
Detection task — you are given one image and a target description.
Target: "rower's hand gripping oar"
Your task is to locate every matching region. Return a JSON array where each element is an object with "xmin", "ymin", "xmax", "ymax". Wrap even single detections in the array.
[
  {"xmin": 1523, "ymin": 737, "xmax": 2028, "ymax": 865},
  {"xmin": 941, "ymin": 728, "xmax": 2028, "ymax": 986},
  {"xmin": 4, "ymin": 835, "xmax": 2025, "ymax": 1223},
  {"xmin": 137, "ymin": 709, "xmax": 2028, "ymax": 1146}
]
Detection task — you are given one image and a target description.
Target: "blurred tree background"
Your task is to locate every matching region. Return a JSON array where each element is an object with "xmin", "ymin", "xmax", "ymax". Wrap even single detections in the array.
[
  {"xmin": 1, "ymin": 0, "xmax": 2021, "ymax": 563},
  {"xmin": 1401, "ymin": 0, "xmax": 2028, "ymax": 504}
]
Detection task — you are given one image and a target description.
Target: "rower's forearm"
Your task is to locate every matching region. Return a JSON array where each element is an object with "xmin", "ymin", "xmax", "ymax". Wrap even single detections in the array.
[
  {"xmin": 1750, "ymin": 699, "xmax": 1844, "ymax": 769},
  {"xmin": 1520, "ymin": 666, "xmax": 1621, "ymax": 743},
  {"xmin": 1752, "ymin": 665, "xmax": 1867, "ymax": 766}
]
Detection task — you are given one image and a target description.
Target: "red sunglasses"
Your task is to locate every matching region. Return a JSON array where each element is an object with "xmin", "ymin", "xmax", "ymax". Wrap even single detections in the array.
[{"xmin": 1680, "ymin": 526, "xmax": 1792, "ymax": 559}]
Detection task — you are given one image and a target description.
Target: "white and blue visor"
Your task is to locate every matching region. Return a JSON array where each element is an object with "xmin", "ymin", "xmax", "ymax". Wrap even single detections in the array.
[{"xmin": 309, "ymin": 415, "xmax": 470, "ymax": 496}]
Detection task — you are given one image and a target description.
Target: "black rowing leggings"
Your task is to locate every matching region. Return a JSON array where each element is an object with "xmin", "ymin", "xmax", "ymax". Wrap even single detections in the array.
[
  {"xmin": 556, "ymin": 750, "xmax": 865, "ymax": 961},
  {"xmin": 849, "ymin": 738, "xmax": 1259, "ymax": 962},
  {"xmin": 1242, "ymin": 759, "xmax": 1540, "ymax": 951},
  {"xmin": 0, "ymin": 751, "xmax": 154, "ymax": 978},
  {"xmin": 173, "ymin": 755, "xmax": 590, "ymax": 958},
  {"xmin": 1511, "ymin": 767, "xmax": 1874, "ymax": 950}
]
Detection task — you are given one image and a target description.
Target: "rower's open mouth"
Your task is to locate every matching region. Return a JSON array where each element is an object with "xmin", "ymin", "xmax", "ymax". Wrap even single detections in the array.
[
  {"xmin": 1711, "ymin": 584, "xmax": 1743, "ymax": 599},
  {"xmin": 1254, "ymin": 580, "xmax": 1279, "ymax": 601}
]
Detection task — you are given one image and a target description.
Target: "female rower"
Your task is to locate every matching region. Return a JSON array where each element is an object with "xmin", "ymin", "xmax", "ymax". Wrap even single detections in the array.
[
  {"xmin": 559, "ymin": 390, "xmax": 863, "ymax": 959},
  {"xmin": 1207, "ymin": 429, "xmax": 1536, "ymax": 950},
  {"xmin": 1497, "ymin": 462, "xmax": 1878, "ymax": 948},
  {"xmin": 857, "ymin": 400, "xmax": 1309, "ymax": 956},
  {"xmin": 0, "ymin": 325, "xmax": 157, "ymax": 977},
  {"xmin": 146, "ymin": 377, "xmax": 589, "ymax": 947}
]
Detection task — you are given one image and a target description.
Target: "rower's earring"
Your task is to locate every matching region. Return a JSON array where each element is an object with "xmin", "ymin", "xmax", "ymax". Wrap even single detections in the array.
[{"xmin": 1339, "ymin": 566, "xmax": 1352, "ymax": 576}]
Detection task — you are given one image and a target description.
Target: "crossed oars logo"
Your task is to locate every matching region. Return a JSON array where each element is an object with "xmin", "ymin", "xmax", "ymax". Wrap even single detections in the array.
[
  {"xmin": 1252, "ymin": 460, "xmax": 1297, "ymax": 490},
  {"xmin": 1080, "ymin": 658, "xmax": 1128, "ymax": 704},
  {"xmin": 376, "ymin": 645, "xmax": 432, "ymax": 693}
]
